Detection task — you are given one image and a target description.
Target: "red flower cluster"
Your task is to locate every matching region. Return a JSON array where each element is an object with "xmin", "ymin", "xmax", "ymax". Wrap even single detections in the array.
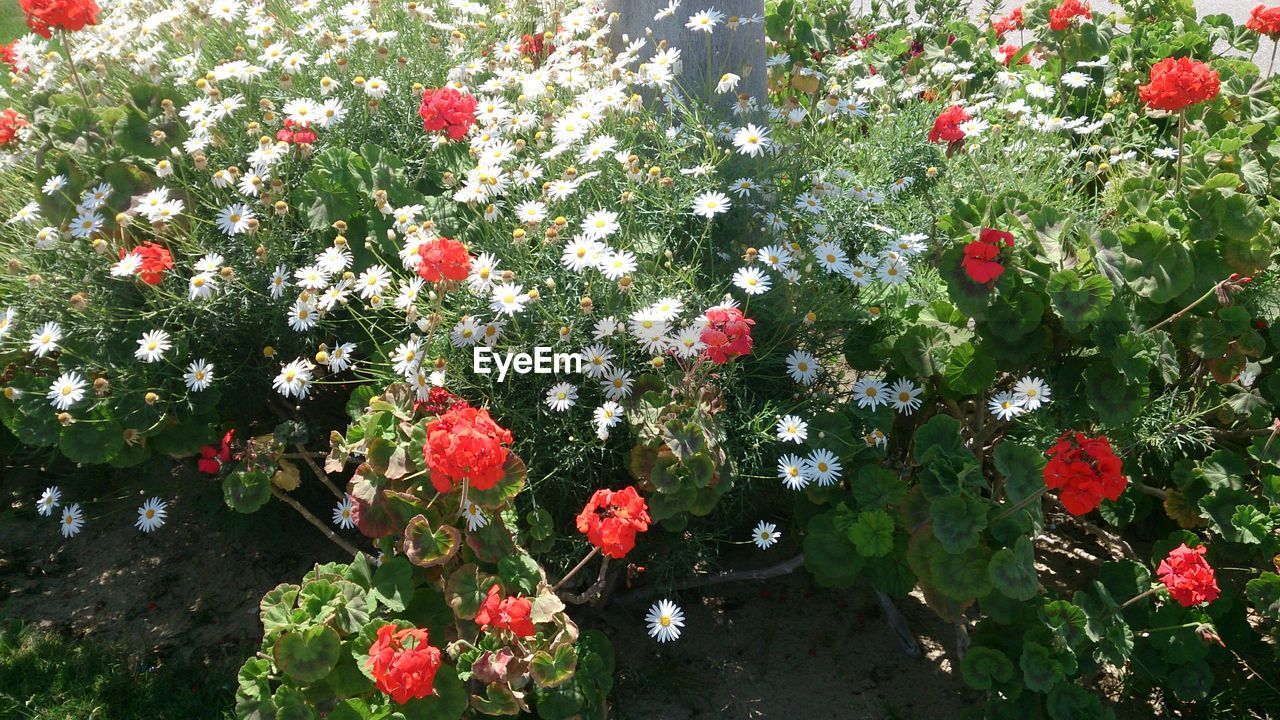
[
  {"xmin": 1043, "ymin": 432, "xmax": 1126, "ymax": 515},
  {"xmin": 423, "ymin": 405, "xmax": 513, "ymax": 493},
  {"xmin": 995, "ymin": 44, "xmax": 1028, "ymax": 66},
  {"xmin": 992, "ymin": 6, "xmax": 1024, "ymax": 37},
  {"xmin": 576, "ymin": 486, "xmax": 651, "ymax": 559},
  {"xmin": 416, "ymin": 236, "xmax": 471, "ymax": 283},
  {"xmin": 130, "ymin": 241, "xmax": 175, "ymax": 285},
  {"xmin": 197, "ymin": 429, "xmax": 236, "ymax": 475},
  {"xmin": 928, "ymin": 104, "xmax": 970, "ymax": 145},
  {"xmin": 0, "ymin": 109, "xmax": 28, "ymax": 147},
  {"xmin": 961, "ymin": 228, "xmax": 1013, "ymax": 284},
  {"xmin": 414, "ymin": 386, "xmax": 468, "ymax": 416},
  {"xmin": 367, "ymin": 625, "xmax": 442, "ymax": 704},
  {"xmin": 1048, "ymin": 0, "xmax": 1092, "ymax": 31},
  {"xmin": 1157, "ymin": 543, "xmax": 1221, "ymax": 607},
  {"xmin": 700, "ymin": 306, "xmax": 755, "ymax": 364},
  {"xmin": 1247, "ymin": 4, "xmax": 1280, "ymax": 37},
  {"xmin": 1, "ymin": 42, "xmax": 20, "ymax": 74},
  {"xmin": 1138, "ymin": 57, "xmax": 1221, "ymax": 113},
  {"xmin": 418, "ymin": 87, "xmax": 477, "ymax": 141},
  {"xmin": 275, "ymin": 119, "xmax": 316, "ymax": 145},
  {"xmin": 19, "ymin": 0, "xmax": 99, "ymax": 38},
  {"xmin": 474, "ymin": 584, "xmax": 535, "ymax": 637},
  {"xmin": 520, "ymin": 33, "xmax": 554, "ymax": 61}
]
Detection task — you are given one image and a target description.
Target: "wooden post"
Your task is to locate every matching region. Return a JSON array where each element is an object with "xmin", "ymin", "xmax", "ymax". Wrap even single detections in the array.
[{"xmin": 605, "ymin": 0, "xmax": 767, "ymax": 116}]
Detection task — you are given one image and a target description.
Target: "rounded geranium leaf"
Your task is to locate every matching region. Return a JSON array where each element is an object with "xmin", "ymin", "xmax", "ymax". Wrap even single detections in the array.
[
  {"xmin": 1103, "ymin": 223, "xmax": 1193, "ymax": 304},
  {"xmin": 959, "ymin": 646, "xmax": 1014, "ymax": 690},
  {"xmin": 274, "ymin": 625, "xmax": 341, "ymax": 684},
  {"xmin": 402, "ymin": 514, "xmax": 460, "ymax": 568},
  {"xmin": 848, "ymin": 509, "xmax": 896, "ymax": 557},
  {"xmin": 530, "ymin": 643, "xmax": 578, "ymax": 688},
  {"xmin": 222, "ymin": 470, "xmax": 272, "ymax": 514},
  {"xmin": 370, "ymin": 555, "xmax": 415, "ymax": 612},
  {"xmin": 989, "ymin": 536, "xmax": 1040, "ymax": 601},
  {"xmin": 929, "ymin": 495, "xmax": 989, "ymax": 554},
  {"xmin": 1047, "ymin": 269, "xmax": 1114, "ymax": 330}
]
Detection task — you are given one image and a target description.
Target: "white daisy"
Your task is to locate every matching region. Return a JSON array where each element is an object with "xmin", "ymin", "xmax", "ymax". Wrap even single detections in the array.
[
  {"xmin": 890, "ymin": 378, "xmax": 922, "ymax": 414},
  {"xmin": 988, "ymin": 391, "xmax": 1025, "ymax": 421},
  {"xmin": 1012, "ymin": 376, "xmax": 1052, "ymax": 411},
  {"xmin": 786, "ymin": 350, "xmax": 819, "ymax": 385},
  {"xmin": 47, "ymin": 372, "xmax": 86, "ymax": 411},
  {"xmin": 135, "ymin": 498, "xmax": 168, "ymax": 533},
  {"xmin": 691, "ymin": 191, "xmax": 731, "ymax": 219},
  {"xmin": 752, "ymin": 521, "xmax": 780, "ymax": 549},
  {"xmin": 37, "ymin": 486, "xmax": 61, "ymax": 516},
  {"xmin": 60, "ymin": 503, "xmax": 84, "ymax": 538},
  {"xmin": 134, "ymin": 329, "xmax": 172, "ymax": 363},
  {"xmin": 645, "ymin": 599, "xmax": 686, "ymax": 642},
  {"xmin": 184, "ymin": 359, "xmax": 215, "ymax": 392},
  {"xmin": 775, "ymin": 415, "xmax": 808, "ymax": 443},
  {"xmin": 732, "ymin": 266, "xmax": 771, "ymax": 295},
  {"xmin": 804, "ymin": 449, "xmax": 843, "ymax": 486},
  {"xmin": 332, "ymin": 496, "xmax": 355, "ymax": 529},
  {"xmin": 545, "ymin": 382, "xmax": 578, "ymax": 412},
  {"xmin": 852, "ymin": 377, "xmax": 889, "ymax": 410},
  {"xmin": 778, "ymin": 454, "xmax": 810, "ymax": 490},
  {"xmin": 27, "ymin": 322, "xmax": 62, "ymax": 357}
]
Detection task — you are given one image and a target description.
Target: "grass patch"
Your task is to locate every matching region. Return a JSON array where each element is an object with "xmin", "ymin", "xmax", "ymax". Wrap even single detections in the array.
[
  {"xmin": 0, "ymin": 4, "xmax": 24, "ymax": 44},
  {"xmin": 0, "ymin": 622, "xmax": 237, "ymax": 720}
]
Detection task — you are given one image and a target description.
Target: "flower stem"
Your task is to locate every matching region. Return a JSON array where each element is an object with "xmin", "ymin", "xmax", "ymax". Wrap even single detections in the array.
[
  {"xmin": 992, "ymin": 485, "xmax": 1048, "ymax": 522},
  {"xmin": 59, "ymin": 30, "xmax": 95, "ymax": 116},
  {"xmin": 1111, "ymin": 586, "xmax": 1160, "ymax": 616},
  {"xmin": 1175, "ymin": 111, "xmax": 1185, "ymax": 193},
  {"xmin": 1141, "ymin": 278, "xmax": 1226, "ymax": 335},
  {"xmin": 552, "ymin": 546, "xmax": 600, "ymax": 592}
]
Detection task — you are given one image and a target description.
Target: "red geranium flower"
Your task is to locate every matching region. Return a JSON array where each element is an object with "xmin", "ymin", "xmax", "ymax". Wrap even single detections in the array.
[
  {"xmin": 276, "ymin": 119, "xmax": 317, "ymax": 145},
  {"xmin": 1157, "ymin": 543, "xmax": 1220, "ymax": 607},
  {"xmin": 367, "ymin": 625, "xmax": 442, "ymax": 704},
  {"xmin": 474, "ymin": 584, "xmax": 536, "ymax": 638},
  {"xmin": 130, "ymin": 241, "xmax": 174, "ymax": 285},
  {"xmin": 416, "ymin": 236, "xmax": 471, "ymax": 283},
  {"xmin": 929, "ymin": 104, "xmax": 970, "ymax": 145},
  {"xmin": 992, "ymin": 7, "xmax": 1024, "ymax": 37},
  {"xmin": 197, "ymin": 428, "xmax": 236, "ymax": 475},
  {"xmin": 1138, "ymin": 57, "xmax": 1221, "ymax": 113},
  {"xmin": 414, "ymin": 386, "xmax": 468, "ymax": 416},
  {"xmin": 423, "ymin": 405, "xmax": 513, "ymax": 493},
  {"xmin": 1048, "ymin": 0, "xmax": 1092, "ymax": 31},
  {"xmin": 0, "ymin": 42, "xmax": 20, "ymax": 74},
  {"xmin": 700, "ymin": 306, "xmax": 755, "ymax": 365},
  {"xmin": 961, "ymin": 227, "xmax": 1013, "ymax": 284},
  {"xmin": 19, "ymin": 0, "xmax": 99, "ymax": 38},
  {"xmin": 418, "ymin": 87, "xmax": 477, "ymax": 141},
  {"xmin": 576, "ymin": 486, "xmax": 651, "ymax": 559},
  {"xmin": 1042, "ymin": 431, "xmax": 1126, "ymax": 515},
  {"xmin": 1247, "ymin": 4, "xmax": 1280, "ymax": 38},
  {"xmin": 995, "ymin": 44, "xmax": 1028, "ymax": 66},
  {"xmin": 0, "ymin": 109, "xmax": 28, "ymax": 147}
]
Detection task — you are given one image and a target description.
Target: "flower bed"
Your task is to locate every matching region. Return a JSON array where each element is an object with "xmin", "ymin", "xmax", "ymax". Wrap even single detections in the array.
[{"xmin": 2, "ymin": 0, "xmax": 1280, "ymax": 717}]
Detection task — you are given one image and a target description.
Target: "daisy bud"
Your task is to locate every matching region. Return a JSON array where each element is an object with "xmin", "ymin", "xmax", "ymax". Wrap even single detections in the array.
[
  {"xmin": 193, "ymin": 153, "xmax": 208, "ymax": 170},
  {"xmin": 558, "ymin": 326, "xmax": 571, "ymax": 340},
  {"xmin": 315, "ymin": 350, "xmax": 328, "ymax": 364},
  {"xmin": 868, "ymin": 306, "xmax": 882, "ymax": 318},
  {"xmin": 659, "ymin": 177, "xmax": 674, "ymax": 189},
  {"xmin": 1099, "ymin": 162, "xmax": 1111, "ymax": 173},
  {"xmin": 69, "ymin": 293, "xmax": 87, "ymax": 310},
  {"xmin": 123, "ymin": 428, "xmax": 141, "ymax": 446},
  {"xmin": 256, "ymin": 245, "xmax": 267, "ymax": 260},
  {"xmin": 648, "ymin": 166, "xmax": 662, "ymax": 179},
  {"xmin": 369, "ymin": 295, "xmax": 383, "ymax": 307},
  {"xmin": 620, "ymin": 191, "xmax": 635, "ymax": 204},
  {"xmin": 433, "ymin": 357, "xmax": 447, "ymax": 371},
  {"xmin": 245, "ymin": 122, "xmax": 260, "ymax": 135},
  {"xmin": 804, "ymin": 311, "xmax": 817, "ymax": 325},
  {"xmin": 274, "ymin": 201, "xmax": 288, "ymax": 216},
  {"xmin": 245, "ymin": 219, "xmax": 260, "ymax": 235},
  {"xmin": 650, "ymin": 356, "xmax": 665, "ymax": 368},
  {"xmin": 195, "ymin": 78, "xmax": 208, "ymax": 91},
  {"xmin": 334, "ymin": 235, "xmax": 347, "ymax": 247},
  {"xmin": 619, "ymin": 276, "xmax": 634, "ymax": 290},
  {"xmin": 263, "ymin": 346, "xmax": 276, "ymax": 358},
  {"xmin": 151, "ymin": 130, "xmax": 167, "ymax": 145},
  {"xmin": 501, "ymin": 270, "xmax": 515, "ymax": 282},
  {"xmin": 427, "ymin": 290, "xmax": 439, "ymax": 302},
  {"xmin": 57, "ymin": 412, "xmax": 72, "ymax": 426},
  {"xmin": 926, "ymin": 166, "xmax": 939, "ymax": 178},
  {"xmin": 220, "ymin": 267, "xmax": 234, "ymax": 279},
  {"xmin": 6, "ymin": 259, "xmax": 20, "ymax": 273},
  {"xmin": 27, "ymin": 274, "xmax": 42, "ymax": 285},
  {"xmin": 744, "ymin": 247, "xmax": 758, "ymax": 262},
  {"xmin": 442, "ymin": 172, "xmax": 456, "ymax": 187},
  {"xmin": 513, "ymin": 228, "xmax": 526, "ymax": 241},
  {"xmin": 545, "ymin": 277, "xmax": 556, "ymax": 289},
  {"xmin": 3, "ymin": 387, "xmax": 16, "ymax": 400},
  {"xmin": 93, "ymin": 377, "xmax": 108, "ymax": 394},
  {"xmin": 353, "ymin": 76, "xmax": 366, "ymax": 88},
  {"xmin": 527, "ymin": 289, "xmax": 540, "ymax": 301},
  {"xmin": 144, "ymin": 392, "xmax": 159, "ymax": 405},
  {"xmin": 580, "ymin": 296, "xmax": 593, "ymax": 313}
]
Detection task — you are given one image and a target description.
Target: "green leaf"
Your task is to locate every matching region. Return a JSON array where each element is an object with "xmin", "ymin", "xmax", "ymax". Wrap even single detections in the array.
[
  {"xmin": 943, "ymin": 342, "xmax": 997, "ymax": 395},
  {"xmin": 1104, "ymin": 223, "xmax": 1193, "ymax": 304},
  {"xmin": 274, "ymin": 625, "xmax": 341, "ymax": 684},
  {"xmin": 1085, "ymin": 364, "xmax": 1147, "ymax": 426},
  {"xmin": 1048, "ymin": 270, "xmax": 1114, "ymax": 331},
  {"xmin": 803, "ymin": 509, "xmax": 865, "ymax": 588},
  {"xmin": 989, "ymin": 536, "xmax": 1040, "ymax": 601},
  {"xmin": 1046, "ymin": 683, "xmax": 1104, "ymax": 720},
  {"xmin": 402, "ymin": 515, "xmax": 461, "ymax": 568},
  {"xmin": 260, "ymin": 583, "xmax": 301, "ymax": 640},
  {"xmin": 371, "ymin": 556, "xmax": 415, "ymax": 612},
  {"xmin": 1020, "ymin": 640, "xmax": 1067, "ymax": 693},
  {"xmin": 929, "ymin": 495, "xmax": 988, "ymax": 554},
  {"xmin": 498, "ymin": 552, "xmax": 542, "ymax": 596},
  {"xmin": 222, "ymin": 470, "xmax": 272, "ymax": 514},
  {"xmin": 399, "ymin": 664, "xmax": 467, "ymax": 720},
  {"xmin": 530, "ymin": 644, "xmax": 578, "ymax": 688},
  {"xmin": 914, "ymin": 415, "xmax": 964, "ymax": 462},
  {"xmin": 960, "ymin": 647, "xmax": 1014, "ymax": 690},
  {"xmin": 848, "ymin": 510, "xmax": 896, "ymax": 557},
  {"xmin": 929, "ymin": 545, "xmax": 992, "ymax": 601},
  {"xmin": 59, "ymin": 419, "xmax": 124, "ymax": 465}
]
